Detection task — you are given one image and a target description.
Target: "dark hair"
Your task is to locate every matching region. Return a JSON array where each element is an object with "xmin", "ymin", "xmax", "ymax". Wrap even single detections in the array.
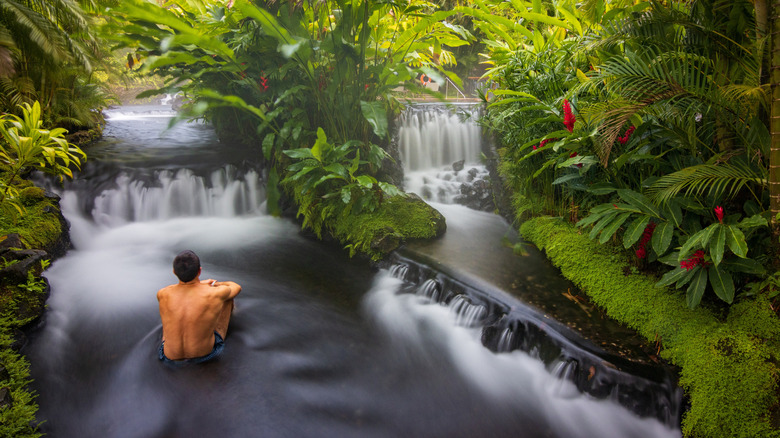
[{"xmin": 173, "ymin": 250, "xmax": 200, "ymax": 282}]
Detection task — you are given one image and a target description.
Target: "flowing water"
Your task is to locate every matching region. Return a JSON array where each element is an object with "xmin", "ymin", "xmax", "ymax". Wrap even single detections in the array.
[{"xmin": 24, "ymin": 104, "xmax": 681, "ymax": 437}]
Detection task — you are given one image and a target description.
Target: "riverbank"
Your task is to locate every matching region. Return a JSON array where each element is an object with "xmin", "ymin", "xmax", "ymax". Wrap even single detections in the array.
[
  {"xmin": 519, "ymin": 216, "xmax": 780, "ymax": 437},
  {"xmin": 0, "ymin": 182, "xmax": 70, "ymax": 438}
]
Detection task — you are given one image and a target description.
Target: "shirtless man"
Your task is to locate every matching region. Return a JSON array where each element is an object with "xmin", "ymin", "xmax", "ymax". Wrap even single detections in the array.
[{"xmin": 157, "ymin": 250, "xmax": 241, "ymax": 364}]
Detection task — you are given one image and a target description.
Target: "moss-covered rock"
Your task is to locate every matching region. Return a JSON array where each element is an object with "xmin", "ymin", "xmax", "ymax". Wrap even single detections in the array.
[
  {"xmin": 520, "ymin": 216, "xmax": 780, "ymax": 438},
  {"xmin": 330, "ymin": 194, "xmax": 446, "ymax": 260}
]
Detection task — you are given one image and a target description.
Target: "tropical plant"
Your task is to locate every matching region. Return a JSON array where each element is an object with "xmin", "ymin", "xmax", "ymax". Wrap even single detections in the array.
[
  {"xmin": 282, "ymin": 127, "xmax": 404, "ymax": 236},
  {"xmin": 0, "ymin": 101, "xmax": 86, "ymax": 205},
  {"xmin": 103, "ymin": 0, "xmax": 470, "ymax": 218},
  {"xmin": 0, "ymin": 0, "xmax": 113, "ymax": 128}
]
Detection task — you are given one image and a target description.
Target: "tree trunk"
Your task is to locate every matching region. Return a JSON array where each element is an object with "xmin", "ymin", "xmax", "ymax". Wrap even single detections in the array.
[{"xmin": 771, "ymin": 0, "xmax": 780, "ymax": 233}]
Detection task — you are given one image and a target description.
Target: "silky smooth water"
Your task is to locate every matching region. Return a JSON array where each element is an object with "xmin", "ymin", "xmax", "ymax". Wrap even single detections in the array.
[{"xmin": 24, "ymin": 105, "xmax": 680, "ymax": 438}]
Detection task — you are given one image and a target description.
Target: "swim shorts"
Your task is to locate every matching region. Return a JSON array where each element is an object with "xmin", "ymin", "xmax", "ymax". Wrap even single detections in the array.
[{"xmin": 158, "ymin": 331, "xmax": 225, "ymax": 365}]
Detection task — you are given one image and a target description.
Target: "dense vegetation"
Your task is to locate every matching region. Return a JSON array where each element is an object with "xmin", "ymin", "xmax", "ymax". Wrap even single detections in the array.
[{"xmin": 2, "ymin": 0, "xmax": 780, "ymax": 436}]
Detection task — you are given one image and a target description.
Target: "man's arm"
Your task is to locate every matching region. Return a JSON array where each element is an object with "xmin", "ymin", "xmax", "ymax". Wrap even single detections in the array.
[{"xmin": 213, "ymin": 281, "xmax": 241, "ymax": 300}]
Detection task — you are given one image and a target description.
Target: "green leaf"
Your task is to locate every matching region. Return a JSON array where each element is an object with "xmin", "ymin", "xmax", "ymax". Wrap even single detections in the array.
[
  {"xmin": 663, "ymin": 199, "xmax": 683, "ymax": 227},
  {"xmin": 737, "ymin": 214, "xmax": 768, "ymax": 230},
  {"xmin": 721, "ymin": 258, "xmax": 766, "ymax": 275},
  {"xmin": 283, "ymin": 148, "xmax": 314, "ymax": 160},
  {"xmin": 355, "ymin": 175, "xmax": 376, "ymax": 188},
  {"xmin": 311, "ymin": 128, "xmax": 327, "ymax": 162},
  {"xmin": 599, "ymin": 212, "xmax": 631, "ymax": 244},
  {"xmin": 708, "ymin": 266, "xmax": 735, "ymax": 304},
  {"xmin": 686, "ymin": 268, "xmax": 708, "ymax": 308},
  {"xmin": 262, "ymin": 134, "xmax": 275, "ymax": 160},
  {"xmin": 678, "ymin": 228, "xmax": 709, "ymax": 260},
  {"xmin": 617, "ymin": 189, "xmax": 662, "ymax": 217},
  {"xmin": 266, "ymin": 168, "xmax": 281, "ymax": 217},
  {"xmin": 360, "ymin": 101, "xmax": 388, "ymax": 138},
  {"xmin": 588, "ymin": 211, "xmax": 618, "ymax": 240},
  {"xmin": 656, "ymin": 267, "xmax": 688, "ymax": 288},
  {"xmin": 724, "ymin": 225, "xmax": 748, "ymax": 258},
  {"xmin": 658, "ymin": 251, "xmax": 681, "ymax": 267},
  {"xmin": 651, "ymin": 222, "xmax": 673, "ymax": 255},
  {"xmin": 708, "ymin": 225, "xmax": 726, "ymax": 266},
  {"xmin": 587, "ymin": 182, "xmax": 617, "ymax": 195},
  {"xmin": 623, "ymin": 216, "xmax": 651, "ymax": 249}
]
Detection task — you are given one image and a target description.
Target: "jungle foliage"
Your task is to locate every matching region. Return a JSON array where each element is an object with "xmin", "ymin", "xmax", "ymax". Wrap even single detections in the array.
[
  {"xmin": 102, "ymin": 0, "xmax": 469, "ymax": 253},
  {"xmin": 477, "ymin": 0, "xmax": 779, "ymax": 310}
]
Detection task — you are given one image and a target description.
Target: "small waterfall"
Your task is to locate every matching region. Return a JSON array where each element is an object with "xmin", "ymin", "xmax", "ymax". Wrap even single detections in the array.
[
  {"xmin": 397, "ymin": 103, "xmax": 494, "ymax": 210},
  {"xmin": 383, "ymin": 254, "xmax": 683, "ymax": 428},
  {"xmin": 397, "ymin": 104, "xmax": 483, "ymax": 171},
  {"xmin": 89, "ymin": 167, "xmax": 265, "ymax": 226}
]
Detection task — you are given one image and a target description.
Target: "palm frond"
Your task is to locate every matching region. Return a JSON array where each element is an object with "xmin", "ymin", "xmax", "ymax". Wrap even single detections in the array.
[{"xmin": 647, "ymin": 158, "xmax": 767, "ymax": 203}]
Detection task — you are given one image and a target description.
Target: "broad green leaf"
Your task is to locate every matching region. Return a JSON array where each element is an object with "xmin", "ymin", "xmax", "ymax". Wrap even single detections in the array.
[
  {"xmin": 311, "ymin": 128, "xmax": 327, "ymax": 162},
  {"xmin": 360, "ymin": 101, "xmax": 388, "ymax": 138},
  {"xmin": 656, "ymin": 267, "xmax": 688, "ymax": 288},
  {"xmin": 708, "ymin": 266, "xmax": 734, "ymax": 304},
  {"xmin": 262, "ymin": 134, "xmax": 275, "ymax": 160},
  {"xmin": 737, "ymin": 214, "xmax": 768, "ymax": 230},
  {"xmin": 588, "ymin": 211, "xmax": 618, "ymax": 240},
  {"xmin": 658, "ymin": 251, "xmax": 681, "ymax": 267},
  {"xmin": 283, "ymin": 148, "xmax": 314, "ymax": 159},
  {"xmin": 686, "ymin": 268, "xmax": 708, "ymax": 308},
  {"xmin": 623, "ymin": 215, "xmax": 651, "ymax": 248},
  {"xmin": 678, "ymin": 228, "xmax": 709, "ymax": 260},
  {"xmin": 708, "ymin": 225, "xmax": 726, "ymax": 266},
  {"xmin": 576, "ymin": 210, "xmax": 609, "ymax": 228},
  {"xmin": 651, "ymin": 222, "xmax": 673, "ymax": 255},
  {"xmin": 663, "ymin": 199, "xmax": 683, "ymax": 227},
  {"xmin": 599, "ymin": 212, "xmax": 631, "ymax": 244},
  {"xmin": 721, "ymin": 258, "xmax": 766, "ymax": 275},
  {"xmin": 355, "ymin": 175, "xmax": 376, "ymax": 188},
  {"xmin": 724, "ymin": 225, "xmax": 748, "ymax": 258},
  {"xmin": 617, "ymin": 189, "xmax": 662, "ymax": 217}
]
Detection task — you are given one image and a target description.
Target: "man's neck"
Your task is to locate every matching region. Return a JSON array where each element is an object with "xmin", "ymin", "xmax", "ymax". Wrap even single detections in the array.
[{"xmin": 178, "ymin": 277, "xmax": 200, "ymax": 286}]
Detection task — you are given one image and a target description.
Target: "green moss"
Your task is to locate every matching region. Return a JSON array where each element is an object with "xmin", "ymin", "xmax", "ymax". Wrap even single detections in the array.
[
  {"xmin": 520, "ymin": 216, "xmax": 780, "ymax": 438},
  {"xmin": 330, "ymin": 195, "xmax": 446, "ymax": 260},
  {"xmin": 0, "ymin": 188, "xmax": 62, "ymax": 250}
]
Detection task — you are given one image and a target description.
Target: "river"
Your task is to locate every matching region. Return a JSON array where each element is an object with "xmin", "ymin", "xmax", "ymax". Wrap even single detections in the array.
[{"xmin": 23, "ymin": 104, "xmax": 681, "ymax": 437}]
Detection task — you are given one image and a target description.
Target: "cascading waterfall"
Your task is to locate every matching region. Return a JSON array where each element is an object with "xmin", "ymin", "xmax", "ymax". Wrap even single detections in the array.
[{"xmin": 398, "ymin": 103, "xmax": 492, "ymax": 207}]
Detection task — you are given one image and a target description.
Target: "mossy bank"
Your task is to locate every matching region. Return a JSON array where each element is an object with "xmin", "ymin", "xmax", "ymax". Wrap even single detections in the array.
[
  {"xmin": 0, "ymin": 181, "xmax": 70, "ymax": 438},
  {"xmin": 520, "ymin": 216, "xmax": 780, "ymax": 437}
]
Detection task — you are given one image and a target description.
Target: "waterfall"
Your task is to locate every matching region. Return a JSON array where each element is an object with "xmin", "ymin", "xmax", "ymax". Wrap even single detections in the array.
[
  {"xmin": 398, "ymin": 103, "xmax": 492, "ymax": 209},
  {"xmin": 90, "ymin": 167, "xmax": 265, "ymax": 226}
]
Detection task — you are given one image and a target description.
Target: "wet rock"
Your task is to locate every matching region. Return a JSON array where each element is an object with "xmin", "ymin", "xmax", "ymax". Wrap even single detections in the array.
[
  {"xmin": 0, "ymin": 234, "xmax": 23, "ymax": 253},
  {"xmin": 0, "ymin": 387, "xmax": 11, "ymax": 410},
  {"xmin": 0, "ymin": 250, "xmax": 47, "ymax": 283},
  {"xmin": 453, "ymin": 160, "xmax": 465, "ymax": 172},
  {"xmin": 371, "ymin": 229, "xmax": 402, "ymax": 254}
]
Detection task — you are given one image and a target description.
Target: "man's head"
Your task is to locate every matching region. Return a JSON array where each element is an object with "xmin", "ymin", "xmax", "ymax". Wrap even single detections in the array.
[{"xmin": 173, "ymin": 250, "xmax": 200, "ymax": 282}]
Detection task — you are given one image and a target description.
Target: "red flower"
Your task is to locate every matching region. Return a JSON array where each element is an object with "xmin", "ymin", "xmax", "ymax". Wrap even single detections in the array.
[
  {"xmin": 634, "ymin": 222, "xmax": 656, "ymax": 259},
  {"xmin": 533, "ymin": 145, "xmax": 538, "ymax": 150},
  {"xmin": 618, "ymin": 126, "xmax": 635, "ymax": 145},
  {"xmin": 259, "ymin": 76, "xmax": 269, "ymax": 92},
  {"xmin": 680, "ymin": 250, "xmax": 709, "ymax": 271},
  {"xmin": 563, "ymin": 99, "xmax": 575, "ymax": 133},
  {"xmin": 714, "ymin": 206, "xmax": 724, "ymax": 223}
]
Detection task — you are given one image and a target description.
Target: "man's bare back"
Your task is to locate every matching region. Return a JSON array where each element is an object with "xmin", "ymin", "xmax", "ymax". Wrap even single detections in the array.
[{"xmin": 158, "ymin": 250, "xmax": 241, "ymax": 362}]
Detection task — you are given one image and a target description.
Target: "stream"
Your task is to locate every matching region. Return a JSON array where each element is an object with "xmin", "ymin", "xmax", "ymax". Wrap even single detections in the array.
[{"xmin": 23, "ymin": 104, "xmax": 682, "ymax": 437}]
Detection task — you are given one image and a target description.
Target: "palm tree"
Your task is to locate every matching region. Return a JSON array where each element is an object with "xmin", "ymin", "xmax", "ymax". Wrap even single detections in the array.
[{"xmin": 0, "ymin": 0, "xmax": 109, "ymax": 128}]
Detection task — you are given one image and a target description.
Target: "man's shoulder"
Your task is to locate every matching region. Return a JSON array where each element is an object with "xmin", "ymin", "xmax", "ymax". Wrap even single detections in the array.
[{"xmin": 157, "ymin": 284, "xmax": 178, "ymax": 298}]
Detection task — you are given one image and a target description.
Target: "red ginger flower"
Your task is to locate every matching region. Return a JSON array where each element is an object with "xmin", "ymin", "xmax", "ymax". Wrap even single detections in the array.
[
  {"xmin": 681, "ymin": 250, "xmax": 708, "ymax": 271},
  {"xmin": 714, "ymin": 206, "xmax": 724, "ymax": 223},
  {"xmin": 563, "ymin": 99, "xmax": 575, "ymax": 133},
  {"xmin": 618, "ymin": 126, "xmax": 635, "ymax": 145},
  {"xmin": 635, "ymin": 222, "xmax": 656, "ymax": 259}
]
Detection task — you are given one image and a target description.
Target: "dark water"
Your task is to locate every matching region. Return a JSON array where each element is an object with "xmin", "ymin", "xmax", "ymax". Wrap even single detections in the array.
[{"xmin": 24, "ymin": 105, "xmax": 680, "ymax": 438}]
